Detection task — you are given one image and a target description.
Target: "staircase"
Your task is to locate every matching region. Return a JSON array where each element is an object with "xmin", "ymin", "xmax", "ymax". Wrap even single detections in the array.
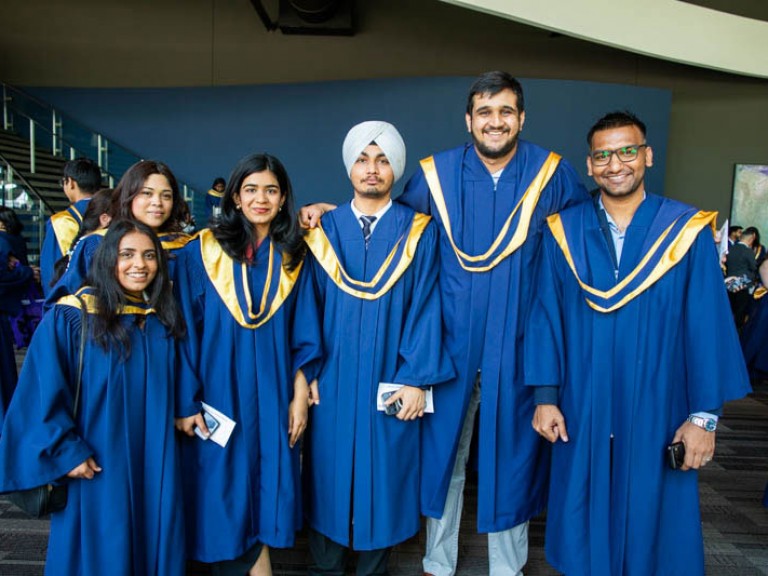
[
  {"xmin": 0, "ymin": 129, "xmax": 67, "ymax": 213},
  {"xmin": 0, "ymin": 129, "xmax": 65, "ymax": 263}
]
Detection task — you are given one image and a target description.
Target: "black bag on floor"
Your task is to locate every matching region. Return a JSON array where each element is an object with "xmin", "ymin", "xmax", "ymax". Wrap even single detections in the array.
[{"xmin": 8, "ymin": 484, "xmax": 68, "ymax": 519}]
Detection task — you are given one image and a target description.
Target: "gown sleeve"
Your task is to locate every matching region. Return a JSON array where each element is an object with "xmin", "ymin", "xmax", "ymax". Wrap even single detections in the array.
[
  {"xmin": 173, "ymin": 244, "xmax": 206, "ymax": 417},
  {"xmin": 288, "ymin": 259, "xmax": 324, "ymax": 383},
  {"xmin": 682, "ymin": 231, "xmax": 752, "ymax": 411},
  {"xmin": 525, "ymin": 227, "xmax": 566, "ymax": 395},
  {"xmin": 391, "ymin": 220, "xmax": 455, "ymax": 387},
  {"xmin": 0, "ymin": 304, "xmax": 94, "ymax": 491},
  {"xmin": 396, "ymin": 168, "xmax": 432, "ymax": 215}
]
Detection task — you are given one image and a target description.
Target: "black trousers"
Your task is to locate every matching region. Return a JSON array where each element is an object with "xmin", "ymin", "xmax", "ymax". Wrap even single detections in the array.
[
  {"xmin": 308, "ymin": 528, "xmax": 391, "ymax": 576},
  {"xmin": 210, "ymin": 541, "xmax": 264, "ymax": 576}
]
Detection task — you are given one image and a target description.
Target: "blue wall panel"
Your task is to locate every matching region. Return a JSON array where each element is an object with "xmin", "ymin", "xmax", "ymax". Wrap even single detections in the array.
[{"xmin": 29, "ymin": 77, "xmax": 671, "ymax": 218}]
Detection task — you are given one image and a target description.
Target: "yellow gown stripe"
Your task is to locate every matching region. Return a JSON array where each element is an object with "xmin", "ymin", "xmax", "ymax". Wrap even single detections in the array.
[
  {"xmin": 547, "ymin": 210, "xmax": 717, "ymax": 313},
  {"xmin": 51, "ymin": 207, "xmax": 83, "ymax": 255},
  {"xmin": 79, "ymin": 229, "xmax": 191, "ymax": 251},
  {"xmin": 58, "ymin": 291, "xmax": 156, "ymax": 316},
  {"xmin": 158, "ymin": 232, "xmax": 193, "ymax": 251},
  {"xmin": 198, "ymin": 229, "xmax": 301, "ymax": 329},
  {"xmin": 420, "ymin": 152, "xmax": 561, "ymax": 272},
  {"xmin": 304, "ymin": 213, "xmax": 431, "ymax": 301}
]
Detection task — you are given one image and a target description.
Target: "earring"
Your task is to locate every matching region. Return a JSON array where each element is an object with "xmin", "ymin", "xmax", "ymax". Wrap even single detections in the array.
[{"xmin": 235, "ymin": 204, "xmax": 241, "ymax": 210}]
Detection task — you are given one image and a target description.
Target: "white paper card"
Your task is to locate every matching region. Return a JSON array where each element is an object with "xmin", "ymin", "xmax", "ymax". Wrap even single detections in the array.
[
  {"xmin": 376, "ymin": 383, "xmax": 434, "ymax": 413},
  {"xmin": 196, "ymin": 402, "xmax": 237, "ymax": 447}
]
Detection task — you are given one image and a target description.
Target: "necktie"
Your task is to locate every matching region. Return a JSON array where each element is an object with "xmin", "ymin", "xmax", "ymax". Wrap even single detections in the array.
[{"xmin": 360, "ymin": 215, "xmax": 377, "ymax": 245}]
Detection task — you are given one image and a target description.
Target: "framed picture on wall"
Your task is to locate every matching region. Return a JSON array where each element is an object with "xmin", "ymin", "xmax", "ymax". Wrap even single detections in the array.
[{"xmin": 731, "ymin": 164, "xmax": 768, "ymax": 236}]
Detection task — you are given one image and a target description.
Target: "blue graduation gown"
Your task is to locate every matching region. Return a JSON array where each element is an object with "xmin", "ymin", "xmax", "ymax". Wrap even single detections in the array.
[
  {"xmin": 0, "ymin": 293, "xmax": 186, "ymax": 576},
  {"xmin": 174, "ymin": 233, "xmax": 322, "ymax": 561},
  {"xmin": 40, "ymin": 198, "xmax": 90, "ymax": 296},
  {"xmin": 399, "ymin": 141, "xmax": 588, "ymax": 532},
  {"xmin": 205, "ymin": 189, "xmax": 223, "ymax": 218},
  {"xmin": 46, "ymin": 231, "xmax": 190, "ymax": 307},
  {"xmin": 304, "ymin": 202, "xmax": 454, "ymax": 550},
  {"xmin": 525, "ymin": 195, "xmax": 751, "ymax": 576},
  {"xmin": 740, "ymin": 293, "xmax": 768, "ymax": 376},
  {"xmin": 0, "ymin": 233, "xmax": 33, "ymax": 424}
]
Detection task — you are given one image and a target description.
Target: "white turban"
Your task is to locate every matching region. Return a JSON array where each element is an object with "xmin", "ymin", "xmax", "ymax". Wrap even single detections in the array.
[{"xmin": 342, "ymin": 121, "xmax": 406, "ymax": 182}]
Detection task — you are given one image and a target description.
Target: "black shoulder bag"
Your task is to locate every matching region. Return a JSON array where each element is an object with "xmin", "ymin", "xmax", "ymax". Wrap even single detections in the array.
[{"xmin": 8, "ymin": 296, "xmax": 88, "ymax": 518}]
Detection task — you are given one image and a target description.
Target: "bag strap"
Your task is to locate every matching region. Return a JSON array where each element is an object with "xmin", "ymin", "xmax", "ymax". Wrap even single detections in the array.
[{"xmin": 71, "ymin": 294, "xmax": 88, "ymax": 418}]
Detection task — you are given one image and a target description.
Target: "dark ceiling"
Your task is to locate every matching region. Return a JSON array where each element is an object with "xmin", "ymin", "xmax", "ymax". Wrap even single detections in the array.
[{"xmin": 678, "ymin": 0, "xmax": 768, "ymax": 23}]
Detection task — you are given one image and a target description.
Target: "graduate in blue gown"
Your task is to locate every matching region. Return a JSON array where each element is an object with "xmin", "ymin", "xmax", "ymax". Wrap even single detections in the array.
[
  {"xmin": 47, "ymin": 188, "xmax": 114, "ymax": 290},
  {"xmin": 400, "ymin": 82, "xmax": 588, "ymax": 576},
  {"xmin": 0, "ymin": 226, "xmax": 34, "ymax": 425},
  {"xmin": 740, "ymin": 260, "xmax": 768, "ymax": 377},
  {"xmin": 174, "ymin": 153, "xmax": 322, "ymax": 576},
  {"xmin": 47, "ymin": 160, "xmax": 192, "ymax": 305},
  {"xmin": 303, "ymin": 122, "xmax": 454, "ymax": 574},
  {"xmin": 205, "ymin": 177, "xmax": 226, "ymax": 219},
  {"xmin": 526, "ymin": 112, "xmax": 751, "ymax": 576},
  {"xmin": 40, "ymin": 158, "xmax": 102, "ymax": 296},
  {"xmin": 0, "ymin": 220, "xmax": 194, "ymax": 576}
]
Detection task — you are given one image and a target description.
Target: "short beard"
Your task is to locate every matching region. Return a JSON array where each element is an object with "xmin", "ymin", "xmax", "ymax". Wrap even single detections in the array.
[
  {"xmin": 357, "ymin": 187, "xmax": 389, "ymax": 199},
  {"xmin": 473, "ymin": 132, "xmax": 519, "ymax": 160}
]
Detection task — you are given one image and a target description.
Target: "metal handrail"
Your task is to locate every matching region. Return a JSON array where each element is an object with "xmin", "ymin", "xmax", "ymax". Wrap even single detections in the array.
[
  {"xmin": 1, "ymin": 82, "xmax": 197, "ymax": 201},
  {"xmin": 5, "ymin": 105, "xmax": 94, "ymax": 174},
  {"xmin": 0, "ymin": 151, "xmax": 53, "ymax": 213},
  {"xmin": 0, "ymin": 153, "xmax": 49, "ymax": 259}
]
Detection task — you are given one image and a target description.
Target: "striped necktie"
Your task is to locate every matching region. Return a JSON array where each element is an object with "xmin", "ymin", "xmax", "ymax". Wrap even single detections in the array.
[{"xmin": 360, "ymin": 215, "xmax": 377, "ymax": 246}]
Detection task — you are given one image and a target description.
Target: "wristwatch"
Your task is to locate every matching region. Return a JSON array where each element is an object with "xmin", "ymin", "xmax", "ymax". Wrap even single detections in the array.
[{"xmin": 687, "ymin": 415, "xmax": 717, "ymax": 432}]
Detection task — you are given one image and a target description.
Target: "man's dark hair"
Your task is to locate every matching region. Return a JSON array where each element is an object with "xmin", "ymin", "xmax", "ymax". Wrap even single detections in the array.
[
  {"xmin": 742, "ymin": 226, "xmax": 760, "ymax": 246},
  {"xmin": 212, "ymin": 153, "xmax": 304, "ymax": 270},
  {"xmin": 110, "ymin": 160, "xmax": 187, "ymax": 233},
  {"xmin": 86, "ymin": 219, "xmax": 185, "ymax": 358},
  {"xmin": 729, "ymin": 225, "xmax": 743, "ymax": 236},
  {"xmin": 466, "ymin": 71, "xmax": 525, "ymax": 115},
  {"xmin": 0, "ymin": 206, "xmax": 23, "ymax": 236},
  {"xmin": 63, "ymin": 157, "xmax": 102, "ymax": 194},
  {"xmin": 587, "ymin": 111, "xmax": 647, "ymax": 147},
  {"xmin": 212, "ymin": 177, "xmax": 226, "ymax": 188}
]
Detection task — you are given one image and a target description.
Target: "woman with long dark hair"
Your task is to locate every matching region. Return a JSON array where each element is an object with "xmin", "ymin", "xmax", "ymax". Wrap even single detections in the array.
[
  {"xmin": 47, "ymin": 160, "xmax": 192, "ymax": 303},
  {"xmin": 0, "ymin": 220, "xmax": 200, "ymax": 575},
  {"xmin": 174, "ymin": 153, "xmax": 322, "ymax": 576}
]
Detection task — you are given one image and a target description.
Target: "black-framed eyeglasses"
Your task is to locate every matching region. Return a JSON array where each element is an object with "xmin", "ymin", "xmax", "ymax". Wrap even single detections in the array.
[
  {"xmin": 590, "ymin": 144, "xmax": 648, "ymax": 166},
  {"xmin": 59, "ymin": 177, "xmax": 68, "ymax": 187}
]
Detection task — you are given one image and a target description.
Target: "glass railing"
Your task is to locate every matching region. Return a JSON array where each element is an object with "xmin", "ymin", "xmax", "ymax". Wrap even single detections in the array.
[
  {"xmin": 0, "ymin": 159, "xmax": 46, "ymax": 265},
  {"xmin": 2, "ymin": 83, "xmax": 196, "ymax": 203}
]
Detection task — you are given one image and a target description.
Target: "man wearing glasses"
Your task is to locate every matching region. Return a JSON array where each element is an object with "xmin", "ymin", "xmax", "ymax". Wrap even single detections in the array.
[
  {"xmin": 526, "ymin": 110, "xmax": 751, "ymax": 575},
  {"xmin": 39, "ymin": 157, "xmax": 102, "ymax": 295}
]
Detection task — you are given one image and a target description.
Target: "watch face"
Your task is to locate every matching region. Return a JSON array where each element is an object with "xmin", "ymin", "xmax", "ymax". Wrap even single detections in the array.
[{"xmin": 705, "ymin": 420, "xmax": 717, "ymax": 432}]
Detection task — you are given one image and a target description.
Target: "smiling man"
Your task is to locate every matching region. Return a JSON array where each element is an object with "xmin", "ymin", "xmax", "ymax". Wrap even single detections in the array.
[
  {"xmin": 526, "ymin": 111, "xmax": 751, "ymax": 575},
  {"xmin": 399, "ymin": 71, "xmax": 588, "ymax": 576}
]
